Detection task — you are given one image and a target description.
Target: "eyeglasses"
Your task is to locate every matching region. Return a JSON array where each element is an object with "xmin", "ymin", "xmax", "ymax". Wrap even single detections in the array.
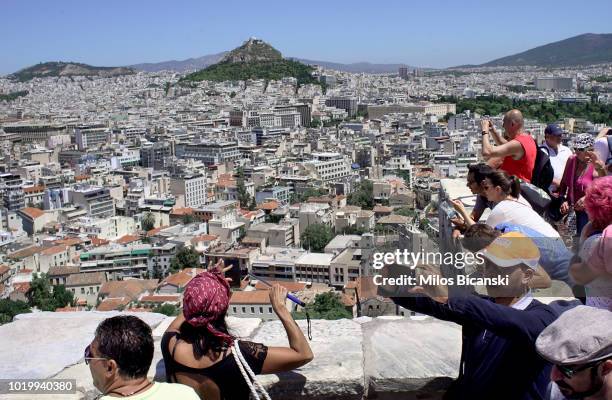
[
  {"xmin": 84, "ymin": 344, "xmax": 109, "ymax": 365},
  {"xmin": 574, "ymin": 147, "xmax": 593, "ymax": 153},
  {"xmin": 556, "ymin": 361, "xmax": 601, "ymax": 379}
]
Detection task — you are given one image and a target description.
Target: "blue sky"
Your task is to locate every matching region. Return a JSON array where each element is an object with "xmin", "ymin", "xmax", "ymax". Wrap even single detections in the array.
[{"xmin": 2, "ymin": 0, "xmax": 611, "ymax": 74}]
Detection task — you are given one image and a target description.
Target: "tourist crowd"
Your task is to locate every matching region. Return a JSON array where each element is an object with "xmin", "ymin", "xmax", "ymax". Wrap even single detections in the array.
[{"xmin": 82, "ymin": 111, "xmax": 610, "ymax": 399}]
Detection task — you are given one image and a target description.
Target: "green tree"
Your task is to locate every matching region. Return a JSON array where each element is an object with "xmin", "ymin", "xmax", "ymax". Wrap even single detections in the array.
[
  {"xmin": 266, "ymin": 214, "xmax": 283, "ymax": 223},
  {"xmin": 292, "ymin": 292, "xmax": 352, "ymax": 320},
  {"xmin": 28, "ymin": 274, "xmax": 73, "ymax": 311},
  {"xmin": 152, "ymin": 304, "xmax": 179, "ymax": 316},
  {"xmin": 52, "ymin": 285, "xmax": 75, "ymax": 309},
  {"xmin": 301, "ymin": 224, "xmax": 334, "ymax": 252},
  {"xmin": 0, "ymin": 299, "xmax": 31, "ymax": 325},
  {"xmin": 151, "ymin": 261, "xmax": 164, "ymax": 280},
  {"xmin": 235, "ymin": 167, "xmax": 251, "ymax": 208},
  {"xmin": 169, "ymin": 247, "xmax": 201, "ymax": 272},
  {"xmin": 395, "ymin": 207, "xmax": 416, "ymax": 218},
  {"xmin": 182, "ymin": 59, "xmax": 320, "ymax": 88},
  {"xmin": 238, "ymin": 226, "xmax": 247, "ymax": 241},
  {"xmin": 440, "ymin": 112, "xmax": 454, "ymax": 122},
  {"xmin": 248, "ymin": 197, "xmax": 257, "ymax": 211},
  {"xmin": 347, "ymin": 180, "xmax": 374, "ymax": 209},
  {"xmin": 341, "ymin": 225, "xmax": 368, "ymax": 235},
  {"xmin": 142, "ymin": 212, "xmax": 155, "ymax": 232},
  {"xmin": 182, "ymin": 214, "xmax": 197, "ymax": 225},
  {"xmin": 295, "ymin": 187, "xmax": 328, "ymax": 203}
]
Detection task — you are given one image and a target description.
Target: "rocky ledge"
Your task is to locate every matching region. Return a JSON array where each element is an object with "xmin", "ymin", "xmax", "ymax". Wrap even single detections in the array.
[{"xmin": 0, "ymin": 312, "xmax": 462, "ymax": 399}]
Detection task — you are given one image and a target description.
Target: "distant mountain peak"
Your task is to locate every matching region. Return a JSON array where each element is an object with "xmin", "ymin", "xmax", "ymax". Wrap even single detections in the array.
[
  {"xmin": 10, "ymin": 61, "xmax": 134, "ymax": 81},
  {"xmin": 480, "ymin": 33, "xmax": 612, "ymax": 67},
  {"xmin": 220, "ymin": 38, "xmax": 283, "ymax": 63}
]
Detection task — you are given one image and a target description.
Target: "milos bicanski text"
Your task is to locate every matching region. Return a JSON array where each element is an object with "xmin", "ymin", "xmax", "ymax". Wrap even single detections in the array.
[{"xmin": 372, "ymin": 250, "xmax": 510, "ymax": 287}]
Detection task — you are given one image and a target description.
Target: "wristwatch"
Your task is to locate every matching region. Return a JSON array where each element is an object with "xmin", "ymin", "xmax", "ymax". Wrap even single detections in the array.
[{"xmin": 481, "ymin": 130, "xmax": 489, "ymax": 135}]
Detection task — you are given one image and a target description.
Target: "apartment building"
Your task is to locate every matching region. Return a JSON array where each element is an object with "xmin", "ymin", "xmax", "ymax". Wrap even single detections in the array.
[{"xmin": 70, "ymin": 185, "xmax": 115, "ymax": 218}]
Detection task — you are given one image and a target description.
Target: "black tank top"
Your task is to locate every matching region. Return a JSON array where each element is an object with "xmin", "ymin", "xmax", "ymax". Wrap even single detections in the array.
[{"xmin": 161, "ymin": 331, "xmax": 268, "ymax": 400}]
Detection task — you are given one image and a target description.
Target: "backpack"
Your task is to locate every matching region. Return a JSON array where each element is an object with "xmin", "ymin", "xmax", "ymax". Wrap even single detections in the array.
[
  {"xmin": 606, "ymin": 136, "xmax": 612, "ymax": 166},
  {"xmin": 531, "ymin": 145, "xmax": 555, "ymax": 193}
]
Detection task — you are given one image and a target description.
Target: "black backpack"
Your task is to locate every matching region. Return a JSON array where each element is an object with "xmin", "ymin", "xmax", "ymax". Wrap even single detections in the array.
[
  {"xmin": 606, "ymin": 136, "xmax": 612, "ymax": 166},
  {"xmin": 531, "ymin": 145, "xmax": 555, "ymax": 193}
]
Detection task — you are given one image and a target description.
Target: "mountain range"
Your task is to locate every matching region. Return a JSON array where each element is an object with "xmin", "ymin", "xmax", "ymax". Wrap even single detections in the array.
[
  {"xmin": 7, "ymin": 33, "xmax": 612, "ymax": 79},
  {"xmin": 9, "ymin": 62, "xmax": 135, "ymax": 81},
  {"xmin": 480, "ymin": 33, "xmax": 612, "ymax": 67},
  {"xmin": 129, "ymin": 53, "xmax": 412, "ymax": 74}
]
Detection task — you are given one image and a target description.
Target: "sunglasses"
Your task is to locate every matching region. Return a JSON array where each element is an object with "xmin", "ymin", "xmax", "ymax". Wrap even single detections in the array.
[
  {"xmin": 84, "ymin": 344, "xmax": 109, "ymax": 365},
  {"xmin": 556, "ymin": 361, "xmax": 602, "ymax": 379},
  {"xmin": 574, "ymin": 147, "xmax": 593, "ymax": 153}
]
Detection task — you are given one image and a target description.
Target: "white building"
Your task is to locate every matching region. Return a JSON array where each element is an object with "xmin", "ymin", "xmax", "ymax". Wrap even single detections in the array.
[
  {"xmin": 69, "ymin": 185, "xmax": 115, "ymax": 218},
  {"xmin": 170, "ymin": 174, "xmax": 207, "ymax": 208},
  {"xmin": 75, "ymin": 126, "xmax": 110, "ymax": 150},
  {"xmin": 534, "ymin": 77, "xmax": 575, "ymax": 91},
  {"xmin": 302, "ymin": 153, "xmax": 352, "ymax": 182}
]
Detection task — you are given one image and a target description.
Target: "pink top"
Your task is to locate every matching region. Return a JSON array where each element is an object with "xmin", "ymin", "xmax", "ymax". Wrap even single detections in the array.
[{"xmin": 559, "ymin": 155, "xmax": 595, "ymax": 204}]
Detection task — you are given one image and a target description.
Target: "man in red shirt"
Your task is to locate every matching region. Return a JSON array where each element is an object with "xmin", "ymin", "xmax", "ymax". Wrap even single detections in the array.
[{"xmin": 481, "ymin": 109, "xmax": 537, "ymax": 183}]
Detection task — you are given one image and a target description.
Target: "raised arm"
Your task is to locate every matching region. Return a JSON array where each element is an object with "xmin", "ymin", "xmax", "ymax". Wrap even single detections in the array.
[
  {"xmin": 489, "ymin": 123, "xmax": 508, "ymax": 145},
  {"xmin": 482, "ymin": 133, "xmax": 524, "ymax": 161},
  {"xmin": 260, "ymin": 285, "xmax": 313, "ymax": 374},
  {"xmin": 451, "ymin": 199, "xmax": 476, "ymax": 227}
]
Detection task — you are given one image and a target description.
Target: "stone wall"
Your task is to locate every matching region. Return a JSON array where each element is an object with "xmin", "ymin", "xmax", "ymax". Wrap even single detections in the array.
[{"xmin": 0, "ymin": 312, "xmax": 462, "ymax": 399}]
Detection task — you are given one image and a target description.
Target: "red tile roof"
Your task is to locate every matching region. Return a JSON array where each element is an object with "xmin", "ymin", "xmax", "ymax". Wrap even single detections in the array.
[
  {"xmin": 115, "ymin": 234, "xmax": 140, "ymax": 245},
  {"xmin": 96, "ymin": 297, "xmax": 131, "ymax": 311},
  {"xmin": 53, "ymin": 237, "xmax": 83, "ymax": 247},
  {"xmin": 253, "ymin": 280, "xmax": 306, "ymax": 292},
  {"xmin": 12, "ymin": 282, "xmax": 30, "ymax": 294},
  {"xmin": 24, "ymin": 185, "xmax": 44, "ymax": 194},
  {"xmin": 373, "ymin": 205, "xmax": 393, "ymax": 213},
  {"xmin": 55, "ymin": 306, "xmax": 85, "ymax": 312},
  {"xmin": 99, "ymin": 279, "xmax": 158, "ymax": 300},
  {"xmin": 19, "ymin": 207, "xmax": 45, "ymax": 219},
  {"xmin": 160, "ymin": 268, "xmax": 205, "ymax": 289},
  {"xmin": 9, "ymin": 246, "xmax": 43, "ymax": 259},
  {"xmin": 171, "ymin": 207, "xmax": 194, "ymax": 216},
  {"xmin": 90, "ymin": 237, "xmax": 110, "ymax": 247},
  {"xmin": 229, "ymin": 290, "xmax": 271, "ymax": 305},
  {"xmin": 257, "ymin": 200, "xmax": 279, "ymax": 211},
  {"xmin": 40, "ymin": 245, "xmax": 67, "ymax": 256},
  {"xmin": 146, "ymin": 225, "xmax": 170, "ymax": 237},
  {"xmin": 140, "ymin": 294, "xmax": 180, "ymax": 303},
  {"xmin": 190, "ymin": 235, "xmax": 218, "ymax": 244}
]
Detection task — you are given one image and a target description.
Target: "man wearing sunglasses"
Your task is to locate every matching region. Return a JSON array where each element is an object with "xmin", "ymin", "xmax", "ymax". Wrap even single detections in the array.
[
  {"xmin": 85, "ymin": 315, "xmax": 199, "ymax": 399},
  {"xmin": 536, "ymin": 306, "xmax": 612, "ymax": 400}
]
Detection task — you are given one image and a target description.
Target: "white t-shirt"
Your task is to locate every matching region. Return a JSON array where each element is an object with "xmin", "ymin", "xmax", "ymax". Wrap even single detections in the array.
[
  {"xmin": 579, "ymin": 233, "xmax": 612, "ymax": 311},
  {"xmin": 594, "ymin": 136, "xmax": 611, "ymax": 165},
  {"xmin": 541, "ymin": 142, "xmax": 572, "ymax": 191},
  {"xmin": 485, "ymin": 199, "xmax": 560, "ymax": 237},
  {"xmin": 100, "ymin": 382, "xmax": 200, "ymax": 400}
]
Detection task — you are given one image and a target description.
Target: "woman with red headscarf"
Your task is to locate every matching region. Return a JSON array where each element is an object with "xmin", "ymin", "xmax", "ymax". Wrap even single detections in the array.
[{"xmin": 161, "ymin": 261, "xmax": 313, "ymax": 399}]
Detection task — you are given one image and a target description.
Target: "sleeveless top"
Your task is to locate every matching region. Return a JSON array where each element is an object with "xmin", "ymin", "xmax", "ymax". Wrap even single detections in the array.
[
  {"xmin": 500, "ymin": 133, "xmax": 537, "ymax": 183},
  {"xmin": 161, "ymin": 331, "xmax": 268, "ymax": 400}
]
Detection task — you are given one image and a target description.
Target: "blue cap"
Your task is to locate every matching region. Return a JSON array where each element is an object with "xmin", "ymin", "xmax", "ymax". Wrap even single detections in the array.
[{"xmin": 545, "ymin": 124, "xmax": 563, "ymax": 136}]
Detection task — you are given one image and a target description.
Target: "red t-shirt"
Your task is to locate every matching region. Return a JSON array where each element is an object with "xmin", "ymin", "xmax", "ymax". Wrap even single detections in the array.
[{"xmin": 500, "ymin": 133, "xmax": 536, "ymax": 182}]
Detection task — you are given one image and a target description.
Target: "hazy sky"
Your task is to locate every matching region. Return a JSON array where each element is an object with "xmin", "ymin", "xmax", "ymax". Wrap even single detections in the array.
[{"xmin": 2, "ymin": 0, "xmax": 611, "ymax": 74}]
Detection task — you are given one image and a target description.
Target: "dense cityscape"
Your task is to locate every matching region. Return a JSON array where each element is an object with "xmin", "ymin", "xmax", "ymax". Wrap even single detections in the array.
[{"xmin": 0, "ymin": 30, "xmax": 611, "ymax": 399}]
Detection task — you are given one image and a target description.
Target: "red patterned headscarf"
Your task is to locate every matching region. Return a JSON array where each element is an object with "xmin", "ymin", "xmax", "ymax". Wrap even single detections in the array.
[{"xmin": 183, "ymin": 267, "xmax": 233, "ymax": 345}]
